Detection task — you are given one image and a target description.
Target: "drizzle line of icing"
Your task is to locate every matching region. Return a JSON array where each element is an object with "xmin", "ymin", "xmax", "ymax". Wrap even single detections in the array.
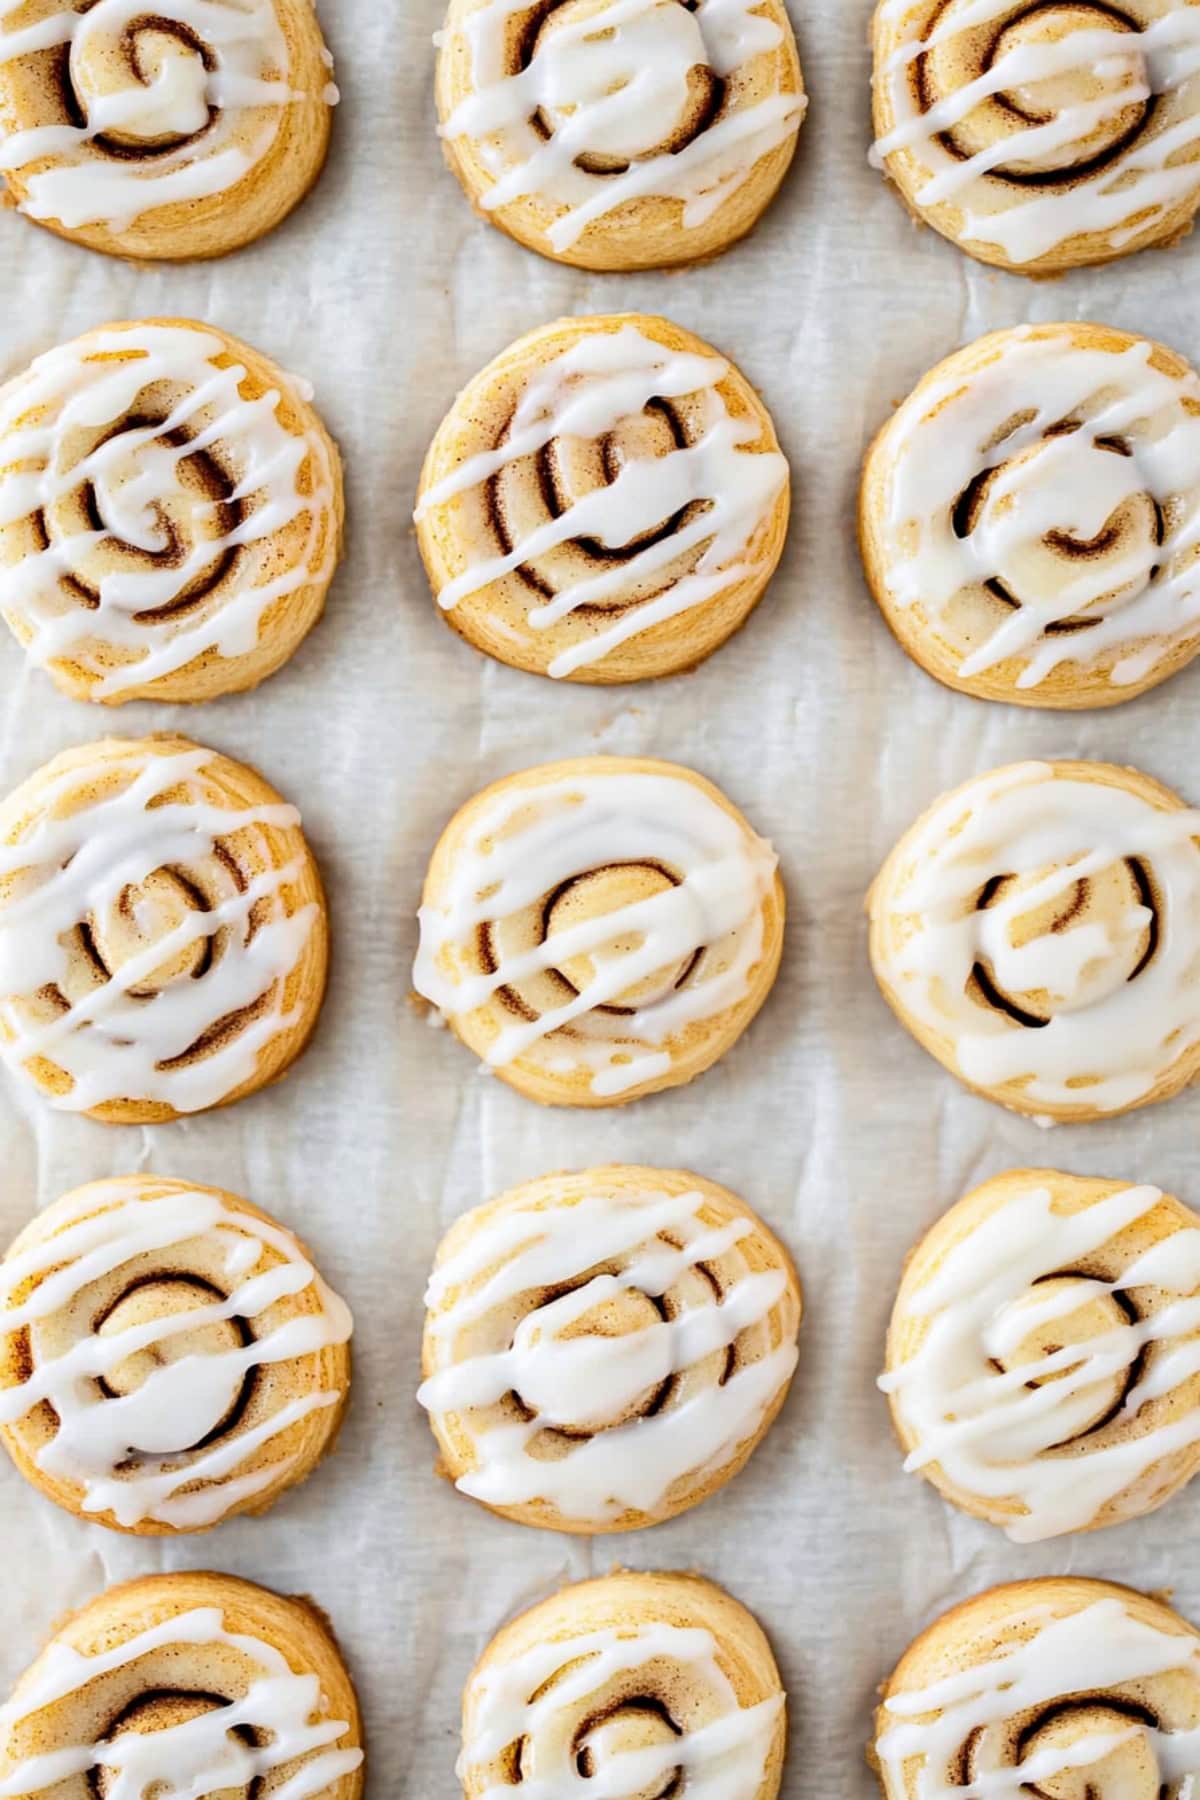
[
  {"xmin": 0, "ymin": 1179, "xmax": 352, "ymax": 1529},
  {"xmin": 882, "ymin": 1180, "xmax": 1200, "ymax": 1541},
  {"xmin": 417, "ymin": 324, "xmax": 787, "ymax": 678},
  {"xmin": 0, "ymin": 323, "xmax": 338, "ymax": 698},
  {"xmin": 0, "ymin": 1606, "xmax": 363, "ymax": 1798},
  {"xmin": 439, "ymin": 0, "xmax": 804, "ymax": 250}
]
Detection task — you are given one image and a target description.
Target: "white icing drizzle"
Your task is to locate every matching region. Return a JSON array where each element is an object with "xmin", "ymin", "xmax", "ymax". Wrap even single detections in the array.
[
  {"xmin": 875, "ymin": 328, "xmax": 1200, "ymax": 691},
  {"xmin": 0, "ymin": 1179, "xmax": 352, "ymax": 1529},
  {"xmin": 877, "ymin": 1596, "xmax": 1200, "ymax": 1798},
  {"xmin": 0, "ymin": 1605, "xmax": 363, "ymax": 1798},
  {"xmin": 872, "ymin": 762, "xmax": 1200, "ymax": 1112},
  {"xmin": 413, "ymin": 765, "xmax": 779, "ymax": 1097},
  {"xmin": 872, "ymin": 3, "xmax": 1200, "ymax": 266},
  {"xmin": 881, "ymin": 1180, "xmax": 1200, "ymax": 1541},
  {"xmin": 0, "ymin": 0, "xmax": 330, "ymax": 231},
  {"xmin": 460, "ymin": 1619, "xmax": 783, "ymax": 1800},
  {"xmin": 416, "ymin": 324, "xmax": 787, "ymax": 679},
  {"xmin": 419, "ymin": 1184, "xmax": 797, "ymax": 1521},
  {"xmin": 0, "ymin": 743, "xmax": 319, "ymax": 1115},
  {"xmin": 0, "ymin": 323, "xmax": 338, "ymax": 699},
  {"xmin": 439, "ymin": 0, "xmax": 805, "ymax": 250}
]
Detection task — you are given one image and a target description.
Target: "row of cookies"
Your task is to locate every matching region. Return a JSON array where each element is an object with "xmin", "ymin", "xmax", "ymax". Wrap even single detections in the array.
[{"xmin": 5, "ymin": 2, "xmax": 1200, "ymax": 282}]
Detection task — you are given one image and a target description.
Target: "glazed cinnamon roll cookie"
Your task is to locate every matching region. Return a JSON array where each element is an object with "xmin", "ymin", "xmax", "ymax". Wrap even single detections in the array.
[
  {"xmin": 413, "ymin": 757, "xmax": 785, "ymax": 1106},
  {"xmin": 0, "ymin": 734, "xmax": 328, "ymax": 1122},
  {"xmin": 0, "ymin": 1571, "xmax": 364, "ymax": 1798},
  {"xmin": 415, "ymin": 314, "xmax": 790, "ymax": 683},
  {"xmin": 882, "ymin": 1169, "xmax": 1200, "ymax": 1541},
  {"xmin": 0, "ymin": 1, "xmax": 337, "ymax": 261},
  {"xmin": 870, "ymin": 0, "xmax": 1200, "ymax": 276},
  {"xmin": 0, "ymin": 1175, "xmax": 352, "ymax": 1534},
  {"xmin": 459, "ymin": 1572, "xmax": 786, "ymax": 1800},
  {"xmin": 0, "ymin": 319, "xmax": 343, "ymax": 704},
  {"xmin": 868, "ymin": 760, "xmax": 1200, "ymax": 1121},
  {"xmin": 872, "ymin": 1577, "xmax": 1200, "ymax": 1800},
  {"xmin": 419, "ymin": 1166, "xmax": 801, "ymax": 1533},
  {"xmin": 434, "ymin": 0, "xmax": 805, "ymax": 272},
  {"xmin": 860, "ymin": 323, "xmax": 1200, "ymax": 708}
]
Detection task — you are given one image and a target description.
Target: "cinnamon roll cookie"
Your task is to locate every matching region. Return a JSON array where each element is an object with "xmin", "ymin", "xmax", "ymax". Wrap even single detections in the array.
[
  {"xmin": 860, "ymin": 323, "xmax": 1200, "ymax": 708},
  {"xmin": 868, "ymin": 760, "xmax": 1200, "ymax": 1121},
  {"xmin": 0, "ymin": 319, "xmax": 343, "ymax": 704},
  {"xmin": 0, "ymin": 1175, "xmax": 352, "ymax": 1534},
  {"xmin": 0, "ymin": 1571, "xmax": 364, "ymax": 1799},
  {"xmin": 871, "ymin": 0, "xmax": 1200, "ymax": 276},
  {"xmin": 0, "ymin": 0, "xmax": 337, "ymax": 261},
  {"xmin": 459, "ymin": 1572, "xmax": 785, "ymax": 1800},
  {"xmin": 419, "ymin": 1166, "xmax": 801, "ymax": 1532},
  {"xmin": 415, "ymin": 314, "xmax": 790, "ymax": 683},
  {"xmin": 882, "ymin": 1169, "xmax": 1200, "ymax": 1541},
  {"xmin": 0, "ymin": 734, "xmax": 328, "ymax": 1121},
  {"xmin": 413, "ymin": 757, "xmax": 785, "ymax": 1106},
  {"xmin": 434, "ymin": 0, "xmax": 805, "ymax": 271},
  {"xmin": 873, "ymin": 1577, "xmax": 1200, "ymax": 1799}
]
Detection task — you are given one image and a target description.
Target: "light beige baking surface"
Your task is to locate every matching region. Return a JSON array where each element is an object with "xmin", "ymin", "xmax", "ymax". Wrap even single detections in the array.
[{"xmin": 2, "ymin": 2, "xmax": 1200, "ymax": 1797}]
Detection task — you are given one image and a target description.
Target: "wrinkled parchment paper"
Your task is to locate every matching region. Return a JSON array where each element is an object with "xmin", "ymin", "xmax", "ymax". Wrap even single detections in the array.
[{"xmin": 3, "ymin": 5, "xmax": 1200, "ymax": 1795}]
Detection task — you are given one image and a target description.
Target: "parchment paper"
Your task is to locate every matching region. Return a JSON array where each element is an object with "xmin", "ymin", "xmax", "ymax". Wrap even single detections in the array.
[{"xmin": 3, "ymin": 5, "xmax": 1200, "ymax": 1795}]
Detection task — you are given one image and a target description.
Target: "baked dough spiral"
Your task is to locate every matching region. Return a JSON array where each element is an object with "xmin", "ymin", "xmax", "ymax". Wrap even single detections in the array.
[
  {"xmin": 459, "ymin": 1571, "xmax": 785, "ymax": 1800},
  {"xmin": 871, "ymin": 0, "xmax": 1200, "ymax": 275},
  {"xmin": 872, "ymin": 1577, "xmax": 1200, "ymax": 1800},
  {"xmin": 0, "ymin": 1570, "xmax": 364, "ymax": 1799},
  {"xmin": 0, "ymin": 0, "xmax": 336, "ymax": 261},
  {"xmin": 0, "ymin": 318, "xmax": 343, "ymax": 705},
  {"xmin": 859, "ymin": 322, "xmax": 1200, "ymax": 709},
  {"xmin": 882, "ymin": 1168, "xmax": 1200, "ymax": 1541},
  {"xmin": 419, "ymin": 1165, "xmax": 801, "ymax": 1533},
  {"xmin": 413, "ymin": 756, "xmax": 785, "ymax": 1107},
  {"xmin": 416, "ymin": 314, "xmax": 790, "ymax": 685},
  {"xmin": 0, "ymin": 733, "xmax": 328, "ymax": 1122},
  {"xmin": 868, "ymin": 759, "xmax": 1200, "ymax": 1121},
  {"xmin": 0, "ymin": 1174, "xmax": 352, "ymax": 1534},
  {"xmin": 434, "ymin": 0, "xmax": 805, "ymax": 271}
]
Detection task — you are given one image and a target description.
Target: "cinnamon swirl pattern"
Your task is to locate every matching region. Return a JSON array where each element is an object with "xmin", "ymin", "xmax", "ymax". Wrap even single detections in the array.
[
  {"xmin": 416, "ymin": 315, "xmax": 790, "ymax": 684},
  {"xmin": 0, "ymin": 735, "xmax": 328, "ymax": 1122},
  {"xmin": 413, "ymin": 757, "xmax": 785, "ymax": 1106},
  {"xmin": 871, "ymin": 1, "xmax": 1200, "ymax": 275},
  {"xmin": 882, "ymin": 1170, "xmax": 1200, "ymax": 1541},
  {"xmin": 0, "ymin": 319, "xmax": 343, "ymax": 705},
  {"xmin": 0, "ymin": 1571, "xmax": 364, "ymax": 1799},
  {"xmin": 859, "ymin": 323, "xmax": 1200, "ymax": 708},
  {"xmin": 0, "ymin": 1176, "xmax": 352, "ymax": 1534},
  {"xmin": 419, "ymin": 1166, "xmax": 801, "ymax": 1533},
  {"xmin": 873, "ymin": 1577, "xmax": 1200, "ymax": 1800},
  {"xmin": 868, "ymin": 760, "xmax": 1200, "ymax": 1120},
  {"xmin": 459, "ymin": 1572, "xmax": 786, "ymax": 1800},
  {"xmin": 0, "ymin": 0, "xmax": 337, "ymax": 260},
  {"xmin": 435, "ymin": 0, "xmax": 806, "ymax": 270}
]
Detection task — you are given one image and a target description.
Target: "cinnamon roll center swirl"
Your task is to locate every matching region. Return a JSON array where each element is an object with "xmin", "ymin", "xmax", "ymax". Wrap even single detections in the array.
[
  {"xmin": 67, "ymin": 15, "xmax": 219, "ymax": 159},
  {"xmin": 92, "ymin": 1689, "xmax": 264, "ymax": 1800},
  {"xmin": 92, "ymin": 1273, "xmax": 255, "ymax": 1453}
]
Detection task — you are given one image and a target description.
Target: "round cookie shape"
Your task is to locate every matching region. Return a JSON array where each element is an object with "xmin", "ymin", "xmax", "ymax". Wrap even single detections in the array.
[
  {"xmin": 873, "ymin": 1577, "xmax": 1200, "ymax": 1799},
  {"xmin": 0, "ymin": 0, "xmax": 337, "ymax": 261},
  {"xmin": 0, "ymin": 318, "xmax": 344, "ymax": 704},
  {"xmin": 882, "ymin": 1167, "xmax": 1200, "ymax": 1540},
  {"xmin": 871, "ymin": 0, "xmax": 1200, "ymax": 276},
  {"xmin": 435, "ymin": 0, "xmax": 806, "ymax": 271},
  {"xmin": 0, "ymin": 733, "xmax": 329, "ymax": 1122},
  {"xmin": 0, "ymin": 1175, "xmax": 352, "ymax": 1534},
  {"xmin": 460, "ymin": 1571, "xmax": 786, "ymax": 1800},
  {"xmin": 867, "ymin": 759, "xmax": 1200, "ymax": 1121},
  {"xmin": 420, "ymin": 1164, "xmax": 802, "ymax": 1532},
  {"xmin": 413, "ymin": 755, "xmax": 785, "ymax": 1107},
  {"xmin": 416, "ymin": 313, "xmax": 790, "ymax": 684},
  {"xmin": 859, "ymin": 322, "xmax": 1200, "ymax": 709},
  {"xmin": 0, "ymin": 1571, "xmax": 364, "ymax": 1799}
]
